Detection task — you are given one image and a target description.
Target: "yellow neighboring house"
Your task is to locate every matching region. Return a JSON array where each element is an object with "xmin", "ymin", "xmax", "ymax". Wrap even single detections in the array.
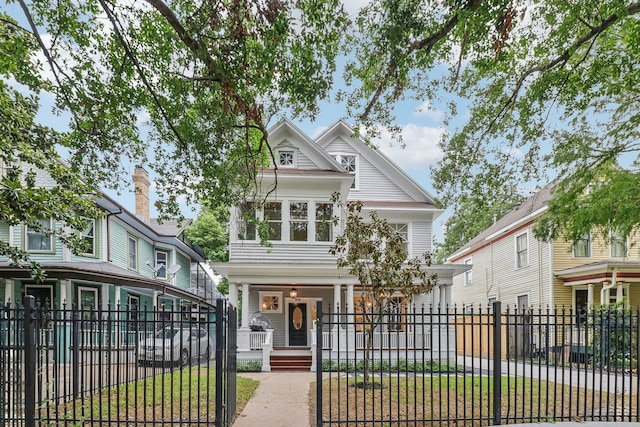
[{"xmin": 448, "ymin": 183, "xmax": 640, "ymax": 313}]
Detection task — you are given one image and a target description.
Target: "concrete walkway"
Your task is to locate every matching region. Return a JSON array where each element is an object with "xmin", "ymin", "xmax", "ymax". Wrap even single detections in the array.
[{"xmin": 234, "ymin": 372, "xmax": 315, "ymax": 427}]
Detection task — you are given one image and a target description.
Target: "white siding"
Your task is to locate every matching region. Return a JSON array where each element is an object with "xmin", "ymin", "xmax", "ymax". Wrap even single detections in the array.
[{"xmin": 452, "ymin": 224, "xmax": 553, "ymax": 309}]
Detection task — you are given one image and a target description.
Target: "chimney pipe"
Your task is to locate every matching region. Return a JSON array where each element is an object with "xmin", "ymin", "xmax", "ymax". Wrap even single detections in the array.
[{"xmin": 133, "ymin": 166, "xmax": 151, "ymax": 223}]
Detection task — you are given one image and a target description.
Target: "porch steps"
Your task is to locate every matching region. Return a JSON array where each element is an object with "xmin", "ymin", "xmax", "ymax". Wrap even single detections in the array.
[{"xmin": 270, "ymin": 347, "xmax": 312, "ymax": 372}]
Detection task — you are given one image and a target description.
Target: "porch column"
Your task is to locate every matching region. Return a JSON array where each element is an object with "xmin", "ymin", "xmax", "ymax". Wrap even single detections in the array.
[
  {"xmin": 241, "ymin": 283, "xmax": 250, "ymax": 329},
  {"xmin": 617, "ymin": 282, "xmax": 624, "ymax": 304},
  {"xmin": 4, "ymin": 279, "xmax": 14, "ymax": 305},
  {"xmin": 228, "ymin": 282, "xmax": 239, "ymax": 309},
  {"xmin": 433, "ymin": 284, "xmax": 441, "ymax": 310},
  {"xmin": 59, "ymin": 279, "xmax": 71, "ymax": 309},
  {"xmin": 346, "ymin": 284, "xmax": 355, "ymax": 325},
  {"xmin": 587, "ymin": 284, "xmax": 594, "ymax": 309},
  {"xmin": 333, "ymin": 283, "xmax": 341, "ymax": 311}
]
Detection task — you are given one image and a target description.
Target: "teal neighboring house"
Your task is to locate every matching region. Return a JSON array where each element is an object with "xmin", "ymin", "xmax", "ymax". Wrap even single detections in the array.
[{"xmin": 0, "ymin": 166, "xmax": 219, "ymax": 346}]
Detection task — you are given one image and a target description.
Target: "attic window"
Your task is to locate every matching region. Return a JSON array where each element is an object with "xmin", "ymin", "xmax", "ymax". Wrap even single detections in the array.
[
  {"xmin": 278, "ymin": 150, "xmax": 295, "ymax": 167},
  {"xmin": 332, "ymin": 153, "xmax": 358, "ymax": 189}
]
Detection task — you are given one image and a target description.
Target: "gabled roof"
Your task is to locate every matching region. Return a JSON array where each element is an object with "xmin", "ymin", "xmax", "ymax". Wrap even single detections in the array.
[
  {"xmin": 314, "ymin": 120, "xmax": 438, "ymax": 205},
  {"xmin": 448, "ymin": 184, "xmax": 554, "ymax": 261},
  {"xmin": 269, "ymin": 118, "xmax": 346, "ymax": 173},
  {"xmin": 94, "ymin": 193, "xmax": 205, "ymax": 261}
]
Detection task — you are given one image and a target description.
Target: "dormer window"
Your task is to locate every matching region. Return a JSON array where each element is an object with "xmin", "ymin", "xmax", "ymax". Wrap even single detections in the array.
[
  {"xmin": 278, "ymin": 150, "xmax": 295, "ymax": 167},
  {"xmin": 333, "ymin": 153, "xmax": 358, "ymax": 189}
]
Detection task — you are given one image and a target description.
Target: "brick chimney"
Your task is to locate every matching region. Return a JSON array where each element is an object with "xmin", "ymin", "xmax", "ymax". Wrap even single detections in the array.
[{"xmin": 132, "ymin": 166, "xmax": 151, "ymax": 223}]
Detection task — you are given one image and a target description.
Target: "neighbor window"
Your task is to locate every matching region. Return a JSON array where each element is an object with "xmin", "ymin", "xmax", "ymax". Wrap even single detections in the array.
[
  {"xmin": 238, "ymin": 202, "xmax": 257, "ymax": 240},
  {"xmin": 611, "ymin": 229, "xmax": 627, "ymax": 258},
  {"xmin": 278, "ymin": 150, "xmax": 295, "ymax": 167},
  {"xmin": 333, "ymin": 154, "xmax": 358, "ymax": 189},
  {"xmin": 464, "ymin": 258, "xmax": 473, "ymax": 285},
  {"xmin": 25, "ymin": 284, "xmax": 54, "ymax": 329},
  {"xmin": 516, "ymin": 232, "xmax": 528, "ymax": 268},
  {"xmin": 81, "ymin": 219, "xmax": 96, "ymax": 256},
  {"xmin": 517, "ymin": 294, "xmax": 529, "ymax": 312},
  {"xmin": 608, "ymin": 286, "xmax": 629, "ymax": 305},
  {"xmin": 289, "ymin": 202, "xmax": 308, "ymax": 241},
  {"xmin": 127, "ymin": 294, "xmax": 141, "ymax": 331},
  {"xmin": 155, "ymin": 250, "xmax": 168, "ymax": 279},
  {"xmin": 26, "ymin": 218, "xmax": 53, "ymax": 252},
  {"xmin": 264, "ymin": 202, "xmax": 282, "ymax": 240},
  {"xmin": 315, "ymin": 203, "xmax": 333, "ymax": 242},
  {"xmin": 128, "ymin": 235, "xmax": 138, "ymax": 270},
  {"xmin": 78, "ymin": 286, "xmax": 99, "ymax": 329},
  {"xmin": 573, "ymin": 232, "xmax": 591, "ymax": 258}
]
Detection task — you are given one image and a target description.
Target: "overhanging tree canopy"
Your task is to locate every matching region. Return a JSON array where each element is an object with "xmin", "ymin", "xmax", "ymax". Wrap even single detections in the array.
[
  {"xmin": 342, "ymin": 0, "xmax": 640, "ymax": 243},
  {"xmin": 1, "ymin": 0, "xmax": 348, "ymax": 275}
]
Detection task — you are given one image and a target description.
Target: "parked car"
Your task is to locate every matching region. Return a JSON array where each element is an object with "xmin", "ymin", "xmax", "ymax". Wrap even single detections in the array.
[{"xmin": 138, "ymin": 326, "xmax": 213, "ymax": 367}]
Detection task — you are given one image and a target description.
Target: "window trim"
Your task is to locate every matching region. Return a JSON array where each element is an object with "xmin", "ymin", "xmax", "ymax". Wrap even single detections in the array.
[
  {"xmin": 128, "ymin": 235, "xmax": 138, "ymax": 271},
  {"xmin": 464, "ymin": 257, "xmax": 473, "ymax": 286},
  {"xmin": 516, "ymin": 293, "xmax": 530, "ymax": 312},
  {"xmin": 78, "ymin": 286, "xmax": 99, "ymax": 329},
  {"xmin": 264, "ymin": 202, "xmax": 282, "ymax": 241},
  {"xmin": 610, "ymin": 229, "xmax": 627, "ymax": 258},
  {"xmin": 155, "ymin": 249, "xmax": 169, "ymax": 279},
  {"xmin": 572, "ymin": 231, "xmax": 591, "ymax": 258},
  {"xmin": 289, "ymin": 201, "xmax": 309, "ymax": 242},
  {"xmin": 515, "ymin": 232, "xmax": 528, "ymax": 269},
  {"xmin": 80, "ymin": 219, "xmax": 97, "ymax": 257},
  {"xmin": 314, "ymin": 202, "xmax": 334, "ymax": 242},
  {"xmin": 388, "ymin": 223, "xmax": 409, "ymax": 258},
  {"xmin": 277, "ymin": 149, "xmax": 297, "ymax": 168},
  {"xmin": 237, "ymin": 202, "xmax": 257, "ymax": 241},
  {"xmin": 332, "ymin": 153, "xmax": 359, "ymax": 190},
  {"xmin": 259, "ymin": 291, "xmax": 282, "ymax": 314},
  {"xmin": 25, "ymin": 218, "xmax": 54, "ymax": 253}
]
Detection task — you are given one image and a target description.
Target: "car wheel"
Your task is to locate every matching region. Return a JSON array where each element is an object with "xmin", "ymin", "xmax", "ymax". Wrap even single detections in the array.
[{"xmin": 180, "ymin": 349, "xmax": 189, "ymax": 367}]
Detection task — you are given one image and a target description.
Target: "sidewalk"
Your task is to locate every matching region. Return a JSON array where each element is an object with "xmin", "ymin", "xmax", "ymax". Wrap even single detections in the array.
[{"xmin": 234, "ymin": 372, "xmax": 315, "ymax": 427}]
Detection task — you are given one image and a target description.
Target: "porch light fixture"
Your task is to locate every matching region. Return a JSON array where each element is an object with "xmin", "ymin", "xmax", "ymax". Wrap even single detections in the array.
[{"xmin": 289, "ymin": 287, "xmax": 298, "ymax": 298}]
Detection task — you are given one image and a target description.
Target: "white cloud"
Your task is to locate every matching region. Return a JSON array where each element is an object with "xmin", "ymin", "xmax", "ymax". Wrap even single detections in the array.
[
  {"xmin": 310, "ymin": 125, "xmax": 329, "ymax": 139},
  {"xmin": 413, "ymin": 100, "xmax": 444, "ymax": 122},
  {"xmin": 340, "ymin": 0, "xmax": 370, "ymax": 18},
  {"xmin": 377, "ymin": 124, "xmax": 445, "ymax": 170}
]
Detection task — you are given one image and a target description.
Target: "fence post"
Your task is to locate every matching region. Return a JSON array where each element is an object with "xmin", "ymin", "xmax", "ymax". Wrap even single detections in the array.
[
  {"xmin": 215, "ymin": 298, "xmax": 225, "ymax": 427},
  {"xmin": 492, "ymin": 301, "xmax": 502, "ymax": 425},
  {"xmin": 23, "ymin": 295, "xmax": 36, "ymax": 427},
  {"xmin": 316, "ymin": 300, "xmax": 323, "ymax": 427}
]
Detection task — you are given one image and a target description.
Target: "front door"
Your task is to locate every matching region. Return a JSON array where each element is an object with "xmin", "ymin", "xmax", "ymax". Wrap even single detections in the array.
[{"xmin": 288, "ymin": 303, "xmax": 307, "ymax": 346}]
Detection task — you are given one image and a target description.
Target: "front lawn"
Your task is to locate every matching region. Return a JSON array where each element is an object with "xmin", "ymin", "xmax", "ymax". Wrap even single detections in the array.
[
  {"xmin": 53, "ymin": 367, "xmax": 259, "ymax": 424},
  {"xmin": 311, "ymin": 375, "xmax": 630, "ymax": 425}
]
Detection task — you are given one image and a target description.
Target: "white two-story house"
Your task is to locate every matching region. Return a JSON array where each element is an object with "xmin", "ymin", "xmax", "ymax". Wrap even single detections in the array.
[{"xmin": 212, "ymin": 119, "xmax": 467, "ymax": 371}]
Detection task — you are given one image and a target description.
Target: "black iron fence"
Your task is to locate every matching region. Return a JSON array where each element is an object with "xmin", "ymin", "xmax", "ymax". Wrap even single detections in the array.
[
  {"xmin": 1, "ymin": 295, "xmax": 237, "ymax": 426},
  {"xmin": 315, "ymin": 301, "xmax": 640, "ymax": 426}
]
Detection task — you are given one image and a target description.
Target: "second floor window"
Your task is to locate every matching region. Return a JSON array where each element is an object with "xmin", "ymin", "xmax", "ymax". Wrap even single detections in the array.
[
  {"xmin": 81, "ymin": 219, "xmax": 96, "ymax": 256},
  {"xmin": 611, "ymin": 229, "xmax": 627, "ymax": 258},
  {"xmin": 238, "ymin": 202, "xmax": 257, "ymax": 240},
  {"xmin": 289, "ymin": 202, "xmax": 308, "ymax": 242},
  {"xmin": 573, "ymin": 232, "xmax": 591, "ymax": 258},
  {"xmin": 389, "ymin": 223, "xmax": 409, "ymax": 256},
  {"xmin": 315, "ymin": 203, "xmax": 333, "ymax": 242},
  {"xmin": 26, "ymin": 218, "xmax": 53, "ymax": 252},
  {"xmin": 516, "ymin": 232, "xmax": 528, "ymax": 268},
  {"xmin": 264, "ymin": 202, "xmax": 282, "ymax": 241},
  {"xmin": 155, "ymin": 250, "xmax": 168, "ymax": 278},
  {"xmin": 128, "ymin": 236, "xmax": 138, "ymax": 270}
]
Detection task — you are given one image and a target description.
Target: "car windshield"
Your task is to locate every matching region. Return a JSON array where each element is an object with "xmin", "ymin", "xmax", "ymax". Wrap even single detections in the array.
[{"xmin": 154, "ymin": 328, "xmax": 180, "ymax": 339}]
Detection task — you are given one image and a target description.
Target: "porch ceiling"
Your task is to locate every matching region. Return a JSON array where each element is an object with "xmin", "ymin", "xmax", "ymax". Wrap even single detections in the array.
[{"xmin": 0, "ymin": 261, "xmax": 215, "ymax": 307}]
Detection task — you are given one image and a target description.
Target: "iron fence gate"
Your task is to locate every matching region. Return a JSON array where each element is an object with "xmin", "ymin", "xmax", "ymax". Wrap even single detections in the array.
[
  {"xmin": 315, "ymin": 301, "xmax": 640, "ymax": 426},
  {"xmin": 0, "ymin": 295, "xmax": 237, "ymax": 426}
]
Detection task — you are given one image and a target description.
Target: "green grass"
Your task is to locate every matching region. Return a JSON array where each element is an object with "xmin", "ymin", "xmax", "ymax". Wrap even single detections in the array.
[
  {"xmin": 311, "ymin": 374, "xmax": 633, "ymax": 426},
  {"xmin": 51, "ymin": 367, "xmax": 259, "ymax": 424}
]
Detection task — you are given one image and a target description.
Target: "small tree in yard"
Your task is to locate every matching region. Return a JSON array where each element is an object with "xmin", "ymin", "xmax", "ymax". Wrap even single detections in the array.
[{"xmin": 329, "ymin": 196, "xmax": 437, "ymax": 388}]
